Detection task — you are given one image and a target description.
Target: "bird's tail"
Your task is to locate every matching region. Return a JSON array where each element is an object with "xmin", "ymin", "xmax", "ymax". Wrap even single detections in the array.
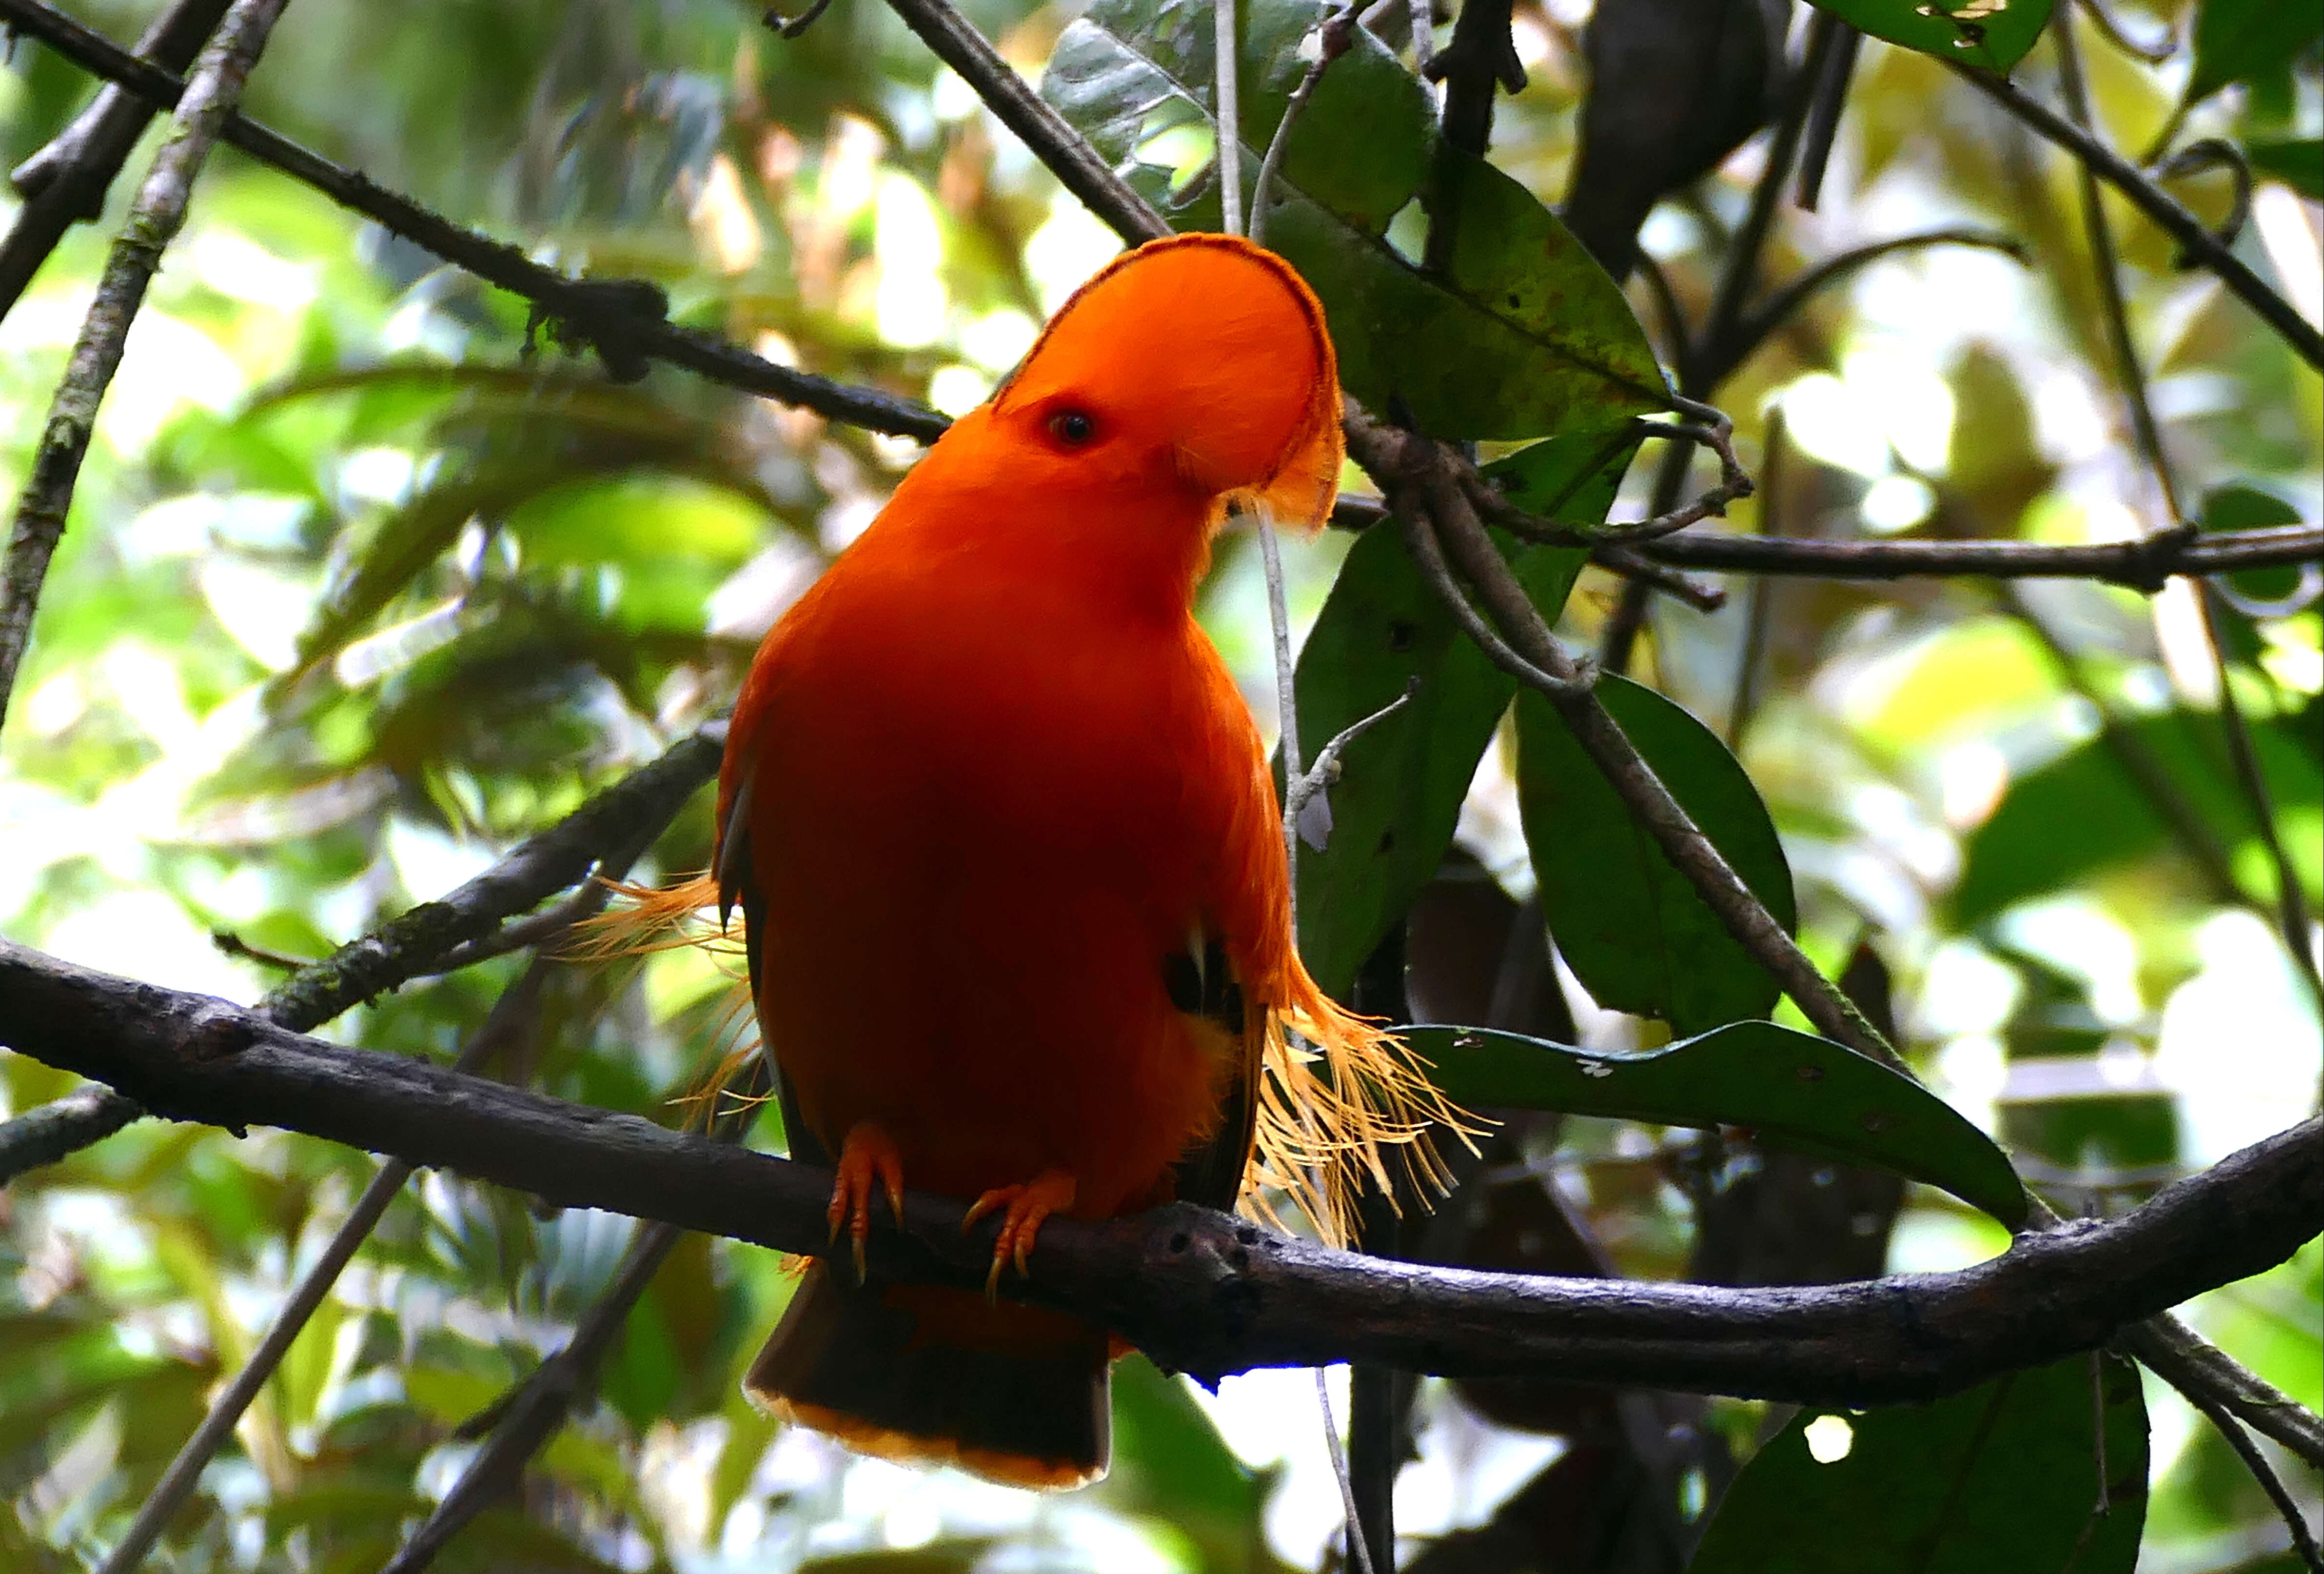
[{"xmin": 745, "ymin": 1262, "xmax": 1112, "ymax": 1489}]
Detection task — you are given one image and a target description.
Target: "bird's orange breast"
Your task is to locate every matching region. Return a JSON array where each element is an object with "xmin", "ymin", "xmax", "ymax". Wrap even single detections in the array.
[{"xmin": 734, "ymin": 516, "xmax": 1255, "ymax": 1219}]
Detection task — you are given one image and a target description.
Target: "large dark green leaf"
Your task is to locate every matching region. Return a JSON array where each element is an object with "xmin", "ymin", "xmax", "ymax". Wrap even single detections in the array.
[
  {"xmin": 1289, "ymin": 434, "xmax": 1635, "ymax": 994},
  {"xmin": 1406, "ymin": 1019, "xmax": 2029, "ymax": 1225},
  {"xmin": 2186, "ymin": 0, "xmax": 2324, "ymax": 105},
  {"xmin": 1042, "ymin": 0, "xmax": 1665, "ymax": 439},
  {"xmin": 1954, "ymin": 701, "xmax": 2324, "ymax": 928},
  {"xmin": 1692, "ymin": 1355, "xmax": 2148, "ymax": 1573},
  {"xmin": 1517, "ymin": 675, "xmax": 1797, "ymax": 1035},
  {"xmin": 1805, "ymin": 0, "xmax": 2053, "ymax": 74}
]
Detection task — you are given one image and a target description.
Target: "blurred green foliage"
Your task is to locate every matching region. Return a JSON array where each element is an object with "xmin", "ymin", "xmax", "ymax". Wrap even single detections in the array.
[{"xmin": 0, "ymin": 0, "xmax": 2317, "ymax": 1570}]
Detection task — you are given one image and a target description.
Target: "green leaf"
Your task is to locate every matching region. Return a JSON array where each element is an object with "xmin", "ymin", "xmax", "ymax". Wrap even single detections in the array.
[
  {"xmin": 1290, "ymin": 433, "xmax": 1635, "ymax": 994},
  {"xmin": 1954, "ymin": 701, "xmax": 2324, "ymax": 928},
  {"xmin": 2247, "ymin": 138, "xmax": 2324, "ymax": 199},
  {"xmin": 1406, "ymin": 1019, "xmax": 2029, "ymax": 1225},
  {"xmin": 2200, "ymin": 483, "xmax": 2309, "ymax": 607},
  {"xmin": 1101, "ymin": 1355, "xmax": 1266, "ymax": 1571},
  {"xmin": 1517, "ymin": 674, "xmax": 1797, "ymax": 1035},
  {"xmin": 1692, "ymin": 1355, "xmax": 2147, "ymax": 1573},
  {"xmin": 1804, "ymin": 0, "xmax": 2053, "ymax": 75},
  {"xmin": 2186, "ymin": 0, "xmax": 2324, "ymax": 105},
  {"xmin": 1042, "ymin": 0, "xmax": 1665, "ymax": 439}
]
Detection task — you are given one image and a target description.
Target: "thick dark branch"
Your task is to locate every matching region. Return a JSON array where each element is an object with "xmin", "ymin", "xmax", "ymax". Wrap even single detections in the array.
[
  {"xmin": 0, "ymin": 0, "xmax": 290, "ymax": 738},
  {"xmin": 1, "ymin": 940, "xmax": 2318, "ymax": 1421},
  {"xmin": 1950, "ymin": 62, "xmax": 2324, "ymax": 368},
  {"xmin": 0, "ymin": 0, "xmax": 948, "ymax": 441}
]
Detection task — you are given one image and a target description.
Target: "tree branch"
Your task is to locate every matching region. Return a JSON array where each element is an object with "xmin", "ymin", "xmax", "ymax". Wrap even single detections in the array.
[
  {"xmin": 0, "ymin": 938, "xmax": 2317, "ymax": 1427},
  {"xmin": 1949, "ymin": 61, "xmax": 2324, "ymax": 368},
  {"xmin": 1359, "ymin": 417, "xmax": 1898, "ymax": 1069},
  {"xmin": 0, "ymin": 0, "xmax": 232, "ymax": 321},
  {"xmin": 1629, "ymin": 522, "xmax": 2324, "ymax": 587},
  {"xmin": 0, "ymin": 0, "xmax": 291, "ymax": 738},
  {"xmin": 0, "ymin": 0, "xmax": 948, "ymax": 440},
  {"xmin": 0, "ymin": 1084, "xmax": 142, "ymax": 1182},
  {"xmin": 878, "ymin": 0, "xmax": 1169, "ymax": 245}
]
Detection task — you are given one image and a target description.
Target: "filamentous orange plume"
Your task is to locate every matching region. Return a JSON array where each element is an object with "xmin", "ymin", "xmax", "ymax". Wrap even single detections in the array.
[{"xmin": 605, "ymin": 234, "xmax": 1463, "ymax": 1489}]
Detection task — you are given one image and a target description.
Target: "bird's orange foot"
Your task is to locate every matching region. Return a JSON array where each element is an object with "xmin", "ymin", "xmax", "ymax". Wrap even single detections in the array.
[
  {"xmin": 962, "ymin": 1169, "xmax": 1078, "ymax": 1300},
  {"xmin": 827, "ymin": 1124, "xmax": 906, "ymax": 1281}
]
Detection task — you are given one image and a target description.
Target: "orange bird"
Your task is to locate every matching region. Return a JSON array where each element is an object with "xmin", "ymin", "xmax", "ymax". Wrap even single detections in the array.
[{"xmin": 627, "ymin": 234, "xmax": 1452, "ymax": 1489}]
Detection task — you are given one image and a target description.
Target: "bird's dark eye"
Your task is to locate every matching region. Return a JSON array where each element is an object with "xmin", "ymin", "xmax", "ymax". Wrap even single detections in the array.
[{"xmin": 1047, "ymin": 409, "xmax": 1096, "ymax": 446}]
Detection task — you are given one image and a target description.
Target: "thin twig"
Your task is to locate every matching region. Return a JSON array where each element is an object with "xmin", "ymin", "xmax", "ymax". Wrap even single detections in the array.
[
  {"xmin": 1466, "ymin": 407, "xmax": 1754, "ymax": 548},
  {"xmin": 2005, "ymin": 585, "xmax": 2245, "ymax": 908},
  {"xmin": 2197, "ymin": 583, "xmax": 2324, "ymax": 1016},
  {"xmin": 93, "ymin": 962, "xmax": 551, "ymax": 1574},
  {"xmin": 0, "ymin": 0, "xmax": 233, "ymax": 322},
  {"xmin": 879, "ymin": 0, "xmax": 1169, "ymax": 244},
  {"xmin": 1633, "ymin": 521, "xmax": 2324, "ymax": 585},
  {"xmin": 2119, "ymin": 1316, "xmax": 2324, "ymax": 1475},
  {"xmin": 1405, "ymin": 0, "xmax": 1434, "ymax": 78},
  {"xmin": 2053, "ymin": 11, "xmax": 2180, "ymax": 523},
  {"xmin": 1594, "ymin": 544, "xmax": 1728, "ymax": 610},
  {"xmin": 2182, "ymin": 1388, "xmax": 2324, "ymax": 1574},
  {"xmin": 0, "ymin": 0, "xmax": 292, "ymax": 739},
  {"xmin": 1794, "ymin": 21, "xmax": 1862, "ymax": 212},
  {"xmin": 2150, "ymin": 138, "xmax": 2252, "ymax": 267},
  {"xmin": 1215, "ymin": 0, "xmax": 1243, "ymax": 236},
  {"xmin": 0, "ymin": 1085, "xmax": 142, "ymax": 1185},
  {"xmin": 1732, "ymin": 228, "xmax": 2028, "ymax": 360},
  {"xmin": 1602, "ymin": 15, "xmax": 1827, "ymax": 670},
  {"xmin": 1372, "ymin": 425, "xmax": 1896, "ymax": 1067},
  {"xmin": 378, "ymin": 1059, "xmax": 775, "ymax": 1574},
  {"xmin": 2075, "ymin": 0, "xmax": 2175, "ymax": 65},
  {"xmin": 1950, "ymin": 60, "xmax": 2324, "ymax": 367},
  {"xmin": 0, "ymin": 0, "xmax": 949, "ymax": 440},
  {"xmin": 1249, "ymin": 6, "xmax": 1358, "ymax": 250},
  {"xmin": 2053, "ymin": 16, "xmax": 2323, "ymax": 1014},
  {"xmin": 1284, "ymin": 678, "xmax": 1422, "ymax": 848},
  {"xmin": 1320, "ymin": 1367, "xmax": 1380, "ymax": 1574},
  {"xmin": 210, "ymin": 930, "xmax": 310, "ymax": 971},
  {"xmin": 1726, "ymin": 409, "xmax": 1786, "ymax": 750}
]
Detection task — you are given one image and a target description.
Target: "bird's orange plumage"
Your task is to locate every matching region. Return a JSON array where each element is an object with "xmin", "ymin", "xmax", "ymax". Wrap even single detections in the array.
[{"xmin": 615, "ymin": 235, "xmax": 1456, "ymax": 1488}]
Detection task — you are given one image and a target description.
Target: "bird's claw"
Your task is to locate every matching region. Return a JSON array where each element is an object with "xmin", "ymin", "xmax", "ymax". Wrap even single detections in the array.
[
  {"xmin": 963, "ymin": 1169, "xmax": 1078, "ymax": 1303},
  {"xmin": 827, "ymin": 1124, "xmax": 906, "ymax": 1282}
]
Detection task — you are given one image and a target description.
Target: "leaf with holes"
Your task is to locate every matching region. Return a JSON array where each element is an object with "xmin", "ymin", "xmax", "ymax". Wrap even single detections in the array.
[
  {"xmin": 1042, "ymin": 0, "xmax": 1664, "ymax": 439},
  {"xmin": 1517, "ymin": 675, "xmax": 1797, "ymax": 1035},
  {"xmin": 1288, "ymin": 433, "xmax": 1636, "ymax": 995},
  {"xmin": 1804, "ymin": 0, "xmax": 2053, "ymax": 74},
  {"xmin": 1405, "ymin": 1019, "xmax": 2028, "ymax": 1224},
  {"xmin": 1691, "ymin": 1355, "xmax": 2147, "ymax": 1572}
]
